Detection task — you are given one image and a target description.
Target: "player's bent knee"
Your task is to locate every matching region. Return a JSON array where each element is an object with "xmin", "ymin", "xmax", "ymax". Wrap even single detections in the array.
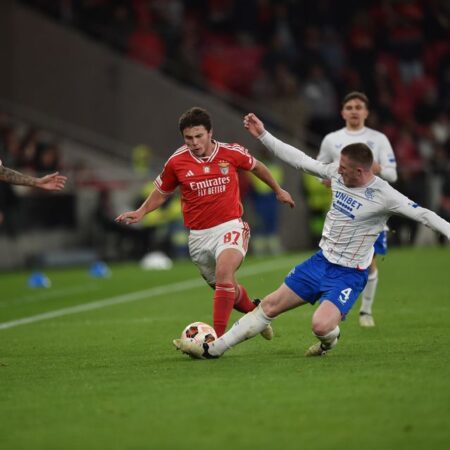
[{"xmin": 311, "ymin": 320, "xmax": 336, "ymax": 337}]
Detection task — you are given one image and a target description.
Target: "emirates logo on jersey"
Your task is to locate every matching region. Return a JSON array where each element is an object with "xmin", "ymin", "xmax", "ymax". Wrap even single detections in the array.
[{"xmin": 218, "ymin": 162, "xmax": 230, "ymax": 175}]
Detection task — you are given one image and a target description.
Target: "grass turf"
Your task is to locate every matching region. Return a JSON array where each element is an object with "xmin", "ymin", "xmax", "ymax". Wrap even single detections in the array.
[{"xmin": 0, "ymin": 246, "xmax": 449, "ymax": 450}]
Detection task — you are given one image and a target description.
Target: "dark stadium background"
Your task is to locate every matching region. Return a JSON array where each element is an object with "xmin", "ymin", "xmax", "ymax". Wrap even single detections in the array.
[{"xmin": 0, "ymin": 0, "xmax": 448, "ymax": 270}]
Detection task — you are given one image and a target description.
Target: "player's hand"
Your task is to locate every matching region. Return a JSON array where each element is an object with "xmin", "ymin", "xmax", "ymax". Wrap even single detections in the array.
[
  {"xmin": 36, "ymin": 172, "xmax": 67, "ymax": 191},
  {"xmin": 276, "ymin": 189, "xmax": 295, "ymax": 208},
  {"xmin": 115, "ymin": 210, "xmax": 144, "ymax": 225},
  {"xmin": 243, "ymin": 113, "xmax": 265, "ymax": 138},
  {"xmin": 322, "ymin": 178, "xmax": 331, "ymax": 188}
]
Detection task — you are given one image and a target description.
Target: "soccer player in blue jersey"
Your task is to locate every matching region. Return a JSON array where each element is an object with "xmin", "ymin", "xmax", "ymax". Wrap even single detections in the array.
[{"xmin": 174, "ymin": 113, "xmax": 450, "ymax": 359}]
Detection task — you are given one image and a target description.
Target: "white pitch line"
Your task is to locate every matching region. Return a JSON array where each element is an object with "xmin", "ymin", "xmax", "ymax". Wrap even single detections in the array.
[
  {"xmin": 0, "ymin": 283, "xmax": 101, "ymax": 308},
  {"xmin": 0, "ymin": 255, "xmax": 302, "ymax": 331}
]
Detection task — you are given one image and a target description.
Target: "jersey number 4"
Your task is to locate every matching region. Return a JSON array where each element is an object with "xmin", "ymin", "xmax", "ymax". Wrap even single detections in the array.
[{"xmin": 338, "ymin": 288, "xmax": 352, "ymax": 304}]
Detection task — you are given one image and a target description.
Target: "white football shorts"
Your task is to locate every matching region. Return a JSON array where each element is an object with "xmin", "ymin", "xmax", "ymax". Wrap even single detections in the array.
[{"xmin": 188, "ymin": 218, "xmax": 250, "ymax": 286}]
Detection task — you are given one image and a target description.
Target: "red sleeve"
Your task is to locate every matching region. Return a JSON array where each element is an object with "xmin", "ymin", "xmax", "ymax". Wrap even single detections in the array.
[
  {"xmin": 154, "ymin": 159, "xmax": 179, "ymax": 194},
  {"xmin": 230, "ymin": 143, "xmax": 256, "ymax": 171}
]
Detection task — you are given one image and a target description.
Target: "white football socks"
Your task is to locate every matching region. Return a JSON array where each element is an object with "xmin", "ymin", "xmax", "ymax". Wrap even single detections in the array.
[
  {"xmin": 314, "ymin": 325, "xmax": 340, "ymax": 349},
  {"xmin": 360, "ymin": 269, "xmax": 378, "ymax": 315},
  {"xmin": 208, "ymin": 305, "xmax": 272, "ymax": 356}
]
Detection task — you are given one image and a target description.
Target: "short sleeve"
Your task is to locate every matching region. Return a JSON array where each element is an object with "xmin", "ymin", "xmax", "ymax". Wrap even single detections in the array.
[{"xmin": 154, "ymin": 159, "xmax": 179, "ymax": 194}]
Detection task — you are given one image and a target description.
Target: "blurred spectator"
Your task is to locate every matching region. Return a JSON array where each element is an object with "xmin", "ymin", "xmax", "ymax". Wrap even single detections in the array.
[
  {"xmin": 387, "ymin": 12, "xmax": 424, "ymax": 85},
  {"xmin": 164, "ymin": 14, "xmax": 205, "ymax": 88},
  {"xmin": 414, "ymin": 84, "xmax": 441, "ymax": 128},
  {"xmin": 128, "ymin": 14, "xmax": 166, "ymax": 69},
  {"xmin": 35, "ymin": 142, "xmax": 62, "ymax": 174},
  {"xmin": 18, "ymin": 128, "xmax": 43, "ymax": 170},
  {"xmin": 102, "ymin": 3, "xmax": 135, "ymax": 52},
  {"xmin": 247, "ymin": 149, "xmax": 284, "ymax": 255},
  {"xmin": 301, "ymin": 64, "xmax": 338, "ymax": 145},
  {"xmin": 389, "ymin": 125, "xmax": 427, "ymax": 245},
  {"xmin": 347, "ymin": 10, "xmax": 376, "ymax": 95},
  {"xmin": 0, "ymin": 181, "xmax": 20, "ymax": 237},
  {"xmin": 0, "ymin": 126, "xmax": 21, "ymax": 167},
  {"xmin": 302, "ymin": 173, "xmax": 331, "ymax": 247},
  {"xmin": 319, "ymin": 28, "xmax": 347, "ymax": 81},
  {"xmin": 132, "ymin": 144, "xmax": 153, "ymax": 176}
]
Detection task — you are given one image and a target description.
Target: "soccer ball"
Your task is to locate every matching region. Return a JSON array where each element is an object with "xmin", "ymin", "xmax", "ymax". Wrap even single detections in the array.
[{"xmin": 181, "ymin": 322, "xmax": 217, "ymax": 345}]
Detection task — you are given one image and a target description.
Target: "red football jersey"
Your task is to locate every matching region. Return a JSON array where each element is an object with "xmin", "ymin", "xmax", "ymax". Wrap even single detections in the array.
[{"xmin": 154, "ymin": 140, "xmax": 256, "ymax": 230}]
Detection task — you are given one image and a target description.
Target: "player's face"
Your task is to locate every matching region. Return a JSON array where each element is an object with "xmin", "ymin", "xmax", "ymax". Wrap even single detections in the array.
[
  {"xmin": 182, "ymin": 125, "xmax": 214, "ymax": 157},
  {"xmin": 338, "ymin": 155, "xmax": 362, "ymax": 187},
  {"xmin": 341, "ymin": 99, "xmax": 369, "ymax": 130}
]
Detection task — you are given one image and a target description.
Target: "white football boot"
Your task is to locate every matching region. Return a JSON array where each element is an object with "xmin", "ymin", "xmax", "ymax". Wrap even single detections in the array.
[
  {"xmin": 305, "ymin": 336, "xmax": 339, "ymax": 357},
  {"xmin": 173, "ymin": 339, "xmax": 216, "ymax": 359},
  {"xmin": 260, "ymin": 324, "xmax": 274, "ymax": 340},
  {"xmin": 359, "ymin": 313, "xmax": 375, "ymax": 327}
]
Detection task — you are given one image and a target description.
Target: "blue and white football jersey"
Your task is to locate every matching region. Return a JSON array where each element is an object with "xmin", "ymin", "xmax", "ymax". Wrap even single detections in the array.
[
  {"xmin": 259, "ymin": 131, "xmax": 450, "ymax": 269},
  {"xmin": 318, "ymin": 127, "xmax": 397, "ymax": 183}
]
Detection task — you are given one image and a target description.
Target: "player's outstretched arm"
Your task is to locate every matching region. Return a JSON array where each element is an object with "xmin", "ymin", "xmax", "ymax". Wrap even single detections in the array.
[
  {"xmin": 244, "ymin": 113, "xmax": 333, "ymax": 179},
  {"xmin": 388, "ymin": 189, "xmax": 450, "ymax": 240},
  {"xmin": 0, "ymin": 165, "xmax": 67, "ymax": 191},
  {"xmin": 115, "ymin": 188, "xmax": 169, "ymax": 225}
]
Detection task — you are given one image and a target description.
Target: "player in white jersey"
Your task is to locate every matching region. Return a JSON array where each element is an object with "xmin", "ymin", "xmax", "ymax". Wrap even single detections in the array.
[
  {"xmin": 174, "ymin": 113, "xmax": 450, "ymax": 359},
  {"xmin": 317, "ymin": 91, "xmax": 397, "ymax": 327}
]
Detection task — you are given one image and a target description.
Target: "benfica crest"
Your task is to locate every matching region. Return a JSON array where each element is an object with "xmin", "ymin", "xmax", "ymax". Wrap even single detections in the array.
[{"xmin": 218, "ymin": 162, "xmax": 230, "ymax": 175}]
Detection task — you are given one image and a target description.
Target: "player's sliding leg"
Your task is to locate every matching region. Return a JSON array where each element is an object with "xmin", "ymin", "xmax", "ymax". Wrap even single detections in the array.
[
  {"xmin": 305, "ymin": 300, "xmax": 341, "ymax": 356},
  {"xmin": 174, "ymin": 304, "xmax": 272, "ymax": 359},
  {"xmin": 234, "ymin": 286, "xmax": 273, "ymax": 340},
  {"xmin": 359, "ymin": 259, "xmax": 378, "ymax": 327},
  {"xmin": 175, "ymin": 283, "xmax": 305, "ymax": 359},
  {"xmin": 210, "ymin": 283, "xmax": 305, "ymax": 356}
]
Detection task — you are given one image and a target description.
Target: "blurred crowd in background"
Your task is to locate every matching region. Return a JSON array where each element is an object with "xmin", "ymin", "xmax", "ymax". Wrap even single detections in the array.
[
  {"xmin": 2, "ymin": 0, "xmax": 450, "ymax": 261},
  {"xmin": 0, "ymin": 113, "xmax": 76, "ymax": 235}
]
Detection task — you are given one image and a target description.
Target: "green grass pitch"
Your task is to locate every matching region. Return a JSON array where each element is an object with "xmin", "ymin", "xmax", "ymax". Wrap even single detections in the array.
[{"xmin": 0, "ymin": 246, "xmax": 449, "ymax": 450}]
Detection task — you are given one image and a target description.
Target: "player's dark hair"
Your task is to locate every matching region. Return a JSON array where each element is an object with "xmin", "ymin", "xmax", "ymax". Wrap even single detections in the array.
[
  {"xmin": 342, "ymin": 91, "xmax": 369, "ymax": 109},
  {"xmin": 179, "ymin": 107, "xmax": 212, "ymax": 133},
  {"xmin": 341, "ymin": 143, "xmax": 373, "ymax": 170}
]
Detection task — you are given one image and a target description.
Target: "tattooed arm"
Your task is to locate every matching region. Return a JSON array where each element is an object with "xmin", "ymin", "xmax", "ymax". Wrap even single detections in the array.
[{"xmin": 0, "ymin": 165, "xmax": 67, "ymax": 191}]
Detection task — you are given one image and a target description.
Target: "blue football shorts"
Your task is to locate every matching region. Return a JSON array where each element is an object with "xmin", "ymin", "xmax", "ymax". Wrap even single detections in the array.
[
  {"xmin": 374, "ymin": 230, "xmax": 388, "ymax": 255},
  {"xmin": 284, "ymin": 251, "xmax": 369, "ymax": 317}
]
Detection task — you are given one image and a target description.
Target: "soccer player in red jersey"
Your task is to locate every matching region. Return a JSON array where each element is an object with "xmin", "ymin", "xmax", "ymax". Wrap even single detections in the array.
[{"xmin": 116, "ymin": 107, "xmax": 295, "ymax": 337}]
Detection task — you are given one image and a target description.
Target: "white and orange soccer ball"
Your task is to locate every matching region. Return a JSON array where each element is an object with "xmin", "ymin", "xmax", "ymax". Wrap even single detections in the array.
[{"xmin": 181, "ymin": 322, "xmax": 217, "ymax": 345}]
